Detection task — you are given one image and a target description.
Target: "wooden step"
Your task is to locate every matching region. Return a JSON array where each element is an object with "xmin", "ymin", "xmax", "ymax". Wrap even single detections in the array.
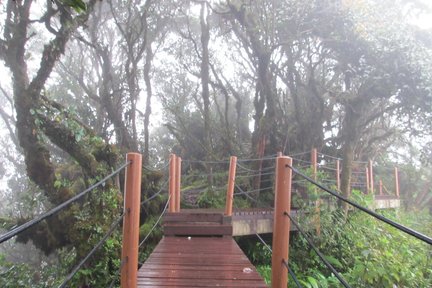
[
  {"xmin": 164, "ymin": 223, "xmax": 233, "ymax": 236},
  {"xmin": 164, "ymin": 212, "xmax": 231, "ymax": 224}
]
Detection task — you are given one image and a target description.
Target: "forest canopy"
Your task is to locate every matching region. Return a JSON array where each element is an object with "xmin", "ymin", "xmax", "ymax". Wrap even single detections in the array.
[{"xmin": 0, "ymin": 0, "xmax": 431, "ymax": 286}]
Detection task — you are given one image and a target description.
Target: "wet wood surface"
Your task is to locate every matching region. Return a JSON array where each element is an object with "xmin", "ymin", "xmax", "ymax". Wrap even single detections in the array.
[{"xmin": 137, "ymin": 237, "xmax": 267, "ymax": 287}]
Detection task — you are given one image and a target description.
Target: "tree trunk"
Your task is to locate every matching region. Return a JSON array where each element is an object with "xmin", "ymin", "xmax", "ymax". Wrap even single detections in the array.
[
  {"xmin": 200, "ymin": 2, "xmax": 213, "ymax": 186},
  {"xmin": 143, "ymin": 45, "xmax": 154, "ymax": 164}
]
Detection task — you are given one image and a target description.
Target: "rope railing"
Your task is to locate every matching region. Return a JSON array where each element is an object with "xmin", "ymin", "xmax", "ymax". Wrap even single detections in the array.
[
  {"xmin": 58, "ymin": 213, "xmax": 125, "ymax": 288},
  {"xmin": 317, "ymin": 152, "xmax": 342, "ymax": 161},
  {"xmin": 139, "ymin": 195, "xmax": 170, "ymax": 249},
  {"xmin": 291, "ymin": 157, "xmax": 311, "ymax": 165},
  {"xmin": 286, "ymin": 151, "xmax": 310, "ymax": 157},
  {"xmin": 285, "ymin": 212, "xmax": 351, "ymax": 288},
  {"xmin": 140, "ymin": 179, "xmax": 169, "ymax": 206},
  {"xmin": 0, "ymin": 161, "xmax": 130, "ymax": 244},
  {"xmin": 0, "ymin": 152, "xmax": 173, "ymax": 287},
  {"xmin": 236, "ymin": 155, "xmax": 277, "ymax": 162},
  {"xmin": 235, "ymin": 171, "xmax": 275, "ymax": 179},
  {"xmin": 107, "ymin": 259, "xmax": 127, "ymax": 288},
  {"xmin": 233, "ymin": 184, "xmax": 259, "ymax": 203},
  {"xmin": 142, "ymin": 161, "xmax": 170, "ymax": 173},
  {"xmin": 255, "ymin": 233, "xmax": 302, "ymax": 288},
  {"xmin": 233, "ymin": 184, "xmax": 273, "ymax": 196},
  {"xmin": 236, "ymin": 162, "xmax": 275, "ymax": 173},
  {"xmin": 183, "ymin": 159, "xmax": 230, "ymax": 164},
  {"xmin": 286, "ymin": 163, "xmax": 432, "ymax": 246}
]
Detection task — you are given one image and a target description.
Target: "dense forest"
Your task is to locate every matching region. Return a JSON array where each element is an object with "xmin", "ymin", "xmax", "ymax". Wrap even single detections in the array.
[{"xmin": 0, "ymin": 0, "xmax": 431, "ymax": 287}]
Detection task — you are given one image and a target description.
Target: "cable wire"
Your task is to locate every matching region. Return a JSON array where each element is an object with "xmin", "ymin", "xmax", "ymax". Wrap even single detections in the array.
[
  {"xmin": 317, "ymin": 152, "xmax": 341, "ymax": 161},
  {"xmin": 286, "ymin": 163, "xmax": 432, "ymax": 245},
  {"xmin": 139, "ymin": 196, "xmax": 170, "ymax": 248},
  {"xmin": 237, "ymin": 155, "xmax": 277, "ymax": 162},
  {"xmin": 235, "ymin": 171, "xmax": 275, "ymax": 179},
  {"xmin": 234, "ymin": 185, "xmax": 273, "ymax": 196},
  {"xmin": 285, "ymin": 212, "xmax": 351, "ymax": 288},
  {"xmin": 287, "ymin": 151, "xmax": 310, "ymax": 157},
  {"xmin": 140, "ymin": 179, "xmax": 168, "ymax": 206},
  {"xmin": 234, "ymin": 185, "xmax": 259, "ymax": 203},
  {"xmin": 255, "ymin": 233, "xmax": 302, "ymax": 288},
  {"xmin": 236, "ymin": 162, "xmax": 275, "ymax": 173},
  {"xmin": 107, "ymin": 258, "xmax": 127, "ymax": 288},
  {"xmin": 282, "ymin": 260, "xmax": 303, "ymax": 288},
  {"xmin": 142, "ymin": 161, "xmax": 169, "ymax": 173},
  {"xmin": 58, "ymin": 213, "xmax": 125, "ymax": 288},
  {"xmin": 256, "ymin": 233, "xmax": 272, "ymax": 253},
  {"xmin": 183, "ymin": 159, "xmax": 230, "ymax": 164},
  {"xmin": 0, "ymin": 161, "xmax": 130, "ymax": 244}
]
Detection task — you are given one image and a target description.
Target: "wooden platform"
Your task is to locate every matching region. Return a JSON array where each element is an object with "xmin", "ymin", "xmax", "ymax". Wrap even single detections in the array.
[
  {"xmin": 163, "ymin": 210, "xmax": 232, "ymax": 236},
  {"xmin": 137, "ymin": 237, "xmax": 267, "ymax": 287}
]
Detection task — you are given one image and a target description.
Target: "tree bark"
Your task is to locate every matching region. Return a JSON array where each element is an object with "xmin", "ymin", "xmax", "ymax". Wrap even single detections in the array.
[
  {"xmin": 200, "ymin": 2, "xmax": 214, "ymax": 186},
  {"xmin": 143, "ymin": 45, "xmax": 154, "ymax": 164}
]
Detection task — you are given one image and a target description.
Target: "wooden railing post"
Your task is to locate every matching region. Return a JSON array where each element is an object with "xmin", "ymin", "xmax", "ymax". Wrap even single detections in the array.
[
  {"xmin": 225, "ymin": 156, "xmax": 237, "ymax": 216},
  {"xmin": 394, "ymin": 167, "xmax": 400, "ymax": 198},
  {"xmin": 379, "ymin": 180, "xmax": 383, "ymax": 196},
  {"xmin": 175, "ymin": 156, "xmax": 182, "ymax": 212},
  {"xmin": 311, "ymin": 148, "xmax": 317, "ymax": 181},
  {"xmin": 311, "ymin": 148, "xmax": 320, "ymax": 235},
  {"xmin": 271, "ymin": 156, "xmax": 292, "ymax": 288},
  {"xmin": 121, "ymin": 153, "xmax": 142, "ymax": 288},
  {"xmin": 169, "ymin": 154, "xmax": 176, "ymax": 213},
  {"xmin": 369, "ymin": 160, "xmax": 374, "ymax": 195},
  {"xmin": 336, "ymin": 159, "xmax": 341, "ymax": 191},
  {"xmin": 366, "ymin": 167, "xmax": 370, "ymax": 194}
]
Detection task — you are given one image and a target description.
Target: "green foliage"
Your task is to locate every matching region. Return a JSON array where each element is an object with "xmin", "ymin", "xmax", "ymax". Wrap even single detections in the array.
[
  {"xmin": 287, "ymin": 206, "xmax": 432, "ymax": 287},
  {"xmin": 252, "ymin": 193, "xmax": 431, "ymax": 287},
  {"xmin": 197, "ymin": 188, "xmax": 225, "ymax": 208},
  {"xmin": 256, "ymin": 265, "xmax": 271, "ymax": 285},
  {"xmin": 0, "ymin": 254, "xmax": 62, "ymax": 287},
  {"xmin": 60, "ymin": 0, "xmax": 87, "ymax": 13}
]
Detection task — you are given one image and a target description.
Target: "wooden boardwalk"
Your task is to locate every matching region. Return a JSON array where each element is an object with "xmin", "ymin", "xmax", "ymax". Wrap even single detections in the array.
[{"xmin": 137, "ymin": 237, "xmax": 267, "ymax": 287}]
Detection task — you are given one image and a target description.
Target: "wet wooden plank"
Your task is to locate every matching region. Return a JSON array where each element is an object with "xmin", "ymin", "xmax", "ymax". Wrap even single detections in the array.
[
  {"xmin": 164, "ymin": 212, "xmax": 225, "ymax": 223},
  {"xmin": 137, "ymin": 237, "xmax": 267, "ymax": 288},
  {"xmin": 163, "ymin": 223, "xmax": 233, "ymax": 236}
]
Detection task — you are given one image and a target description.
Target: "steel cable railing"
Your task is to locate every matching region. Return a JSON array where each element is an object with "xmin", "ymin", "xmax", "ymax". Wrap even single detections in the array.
[
  {"xmin": 233, "ymin": 184, "xmax": 259, "ymax": 203},
  {"xmin": 236, "ymin": 162, "xmax": 275, "ymax": 173},
  {"xmin": 58, "ymin": 213, "xmax": 125, "ymax": 288},
  {"xmin": 106, "ymin": 177, "xmax": 169, "ymax": 287},
  {"xmin": 0, "ymin": 161, "xmax": 130, "ymax": 244},
  {"xmin": 139, "ymin": 195, "xmax": 170, "ymax": 249},
  {"xmin": 286, "ymin": 163, "xmax": 432, "ymax": 245},
  {"xmin": 236, "ymin": 155, "xmax": 277, "ymax": 163},
  {"xmin": 285, "ymin": 212, "xmax": 351, "ymax": 288},
  {"xmin": 235, "ymin": 171, "xmax": 275, "ymax": 179},
  {"xmin": 0, "ymin": 158, "xmax": 170, "ymax": 287},
  {"xmin": 255, "ymin": 233, "xmax": 302, "ymax": 288},
  {"xmin": 140, "ymin": 179, "xmax": 169, "ymax": 206}
]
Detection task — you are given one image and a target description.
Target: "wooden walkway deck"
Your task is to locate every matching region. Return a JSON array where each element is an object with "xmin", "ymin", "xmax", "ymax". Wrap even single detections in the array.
[{"xmin": 137, "ymin": 237, "xmax": 267, "ymax": 287}]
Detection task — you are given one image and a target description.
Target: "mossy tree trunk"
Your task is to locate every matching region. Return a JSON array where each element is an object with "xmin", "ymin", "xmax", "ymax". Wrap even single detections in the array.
[{"xmin": 1, "ymin": 0, "xmax": 123, "ymax": 259}]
